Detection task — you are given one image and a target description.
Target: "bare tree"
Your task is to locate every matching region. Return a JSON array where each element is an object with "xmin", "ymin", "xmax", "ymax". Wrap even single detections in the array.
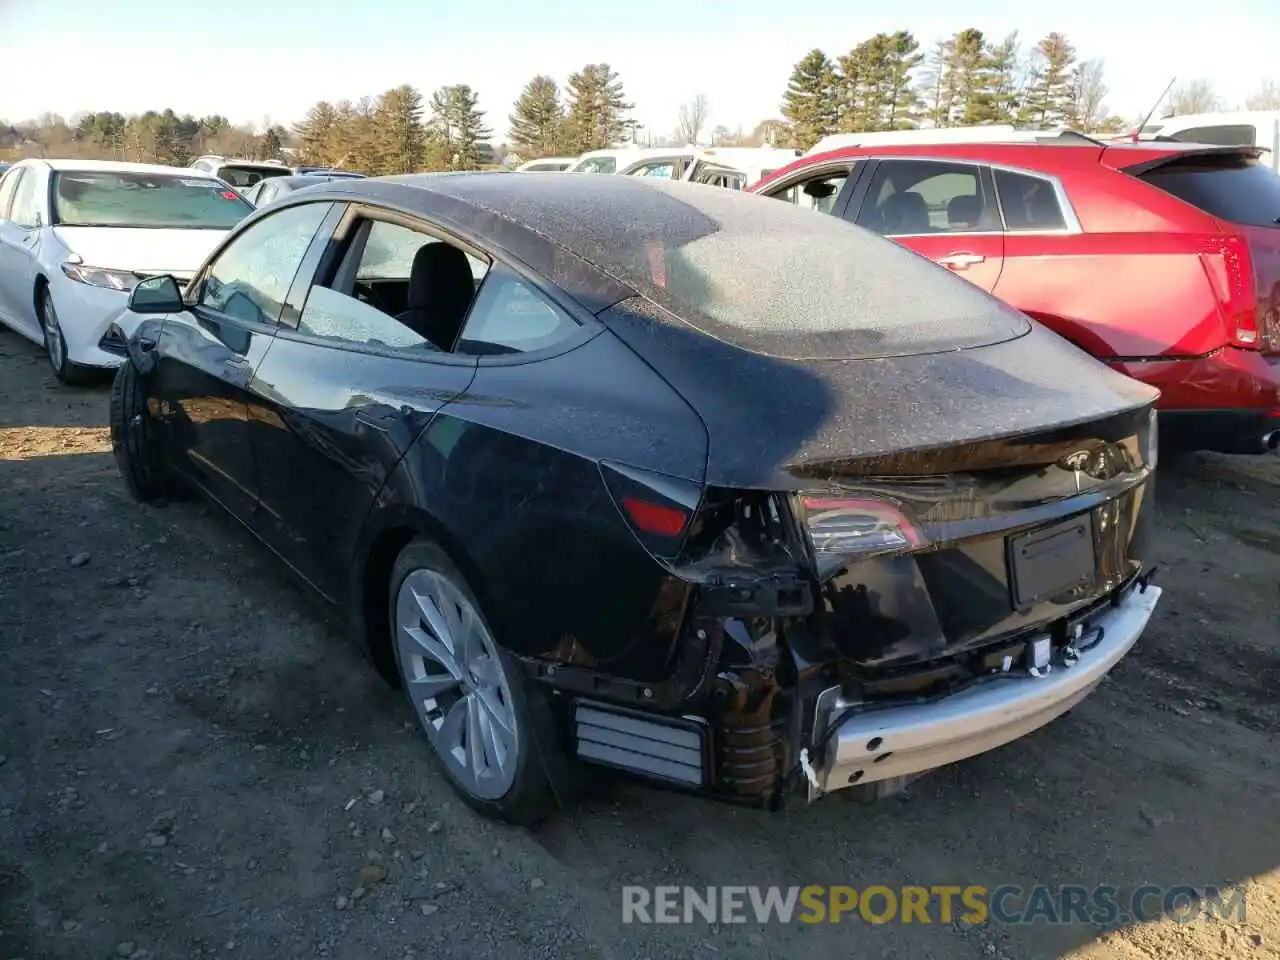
[
  {"xmin": 676, "ymin": 94, "xmax": 709, "ymax": 145},
  {"xmin": 1165, "ymin": 78, "xmax": 1221, "ymax": 117},
  {"xmin": 1071, "ymin": 59, "xmax": 1111, "ymax": 131},
  {"xmin": 1245, "ymin": 80, "xmax": 1280, "ymax": 111}
]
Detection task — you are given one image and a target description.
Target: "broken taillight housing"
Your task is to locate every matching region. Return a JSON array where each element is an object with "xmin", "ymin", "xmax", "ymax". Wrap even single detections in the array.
[{"xmin": 799, "ymin": 495, "xmax": 926, "ymax": 561}]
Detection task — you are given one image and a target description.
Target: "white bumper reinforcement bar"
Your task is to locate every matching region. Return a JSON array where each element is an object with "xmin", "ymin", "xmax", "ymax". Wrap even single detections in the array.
[{"xmin": 814, "ymin": 584, "xmax": 1163, "ymax": 794}]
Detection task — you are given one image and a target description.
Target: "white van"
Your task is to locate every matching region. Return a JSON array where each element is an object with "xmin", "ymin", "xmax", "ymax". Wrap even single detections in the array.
[{"xmin": 1135, "ymin": 111, "xmax": 1280, "ymax": 172}]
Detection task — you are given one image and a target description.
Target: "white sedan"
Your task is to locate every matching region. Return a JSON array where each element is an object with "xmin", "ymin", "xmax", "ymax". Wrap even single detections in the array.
[{"xmin": 0, "ymin": 159, "xmax": 254, "ymax": 383}]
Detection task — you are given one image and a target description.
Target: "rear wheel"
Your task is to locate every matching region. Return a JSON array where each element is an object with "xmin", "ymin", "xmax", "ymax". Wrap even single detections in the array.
[
  {"xmin": 39, "ymin": 287, "xmax": 94, "ymax": 386},
  {"xmin": 109, "ymin": 361, "xmax": 165, "ymax": 502},
  {"xmin": 389, "ymin": 538, "xmax": 580, "ymax": 824}
]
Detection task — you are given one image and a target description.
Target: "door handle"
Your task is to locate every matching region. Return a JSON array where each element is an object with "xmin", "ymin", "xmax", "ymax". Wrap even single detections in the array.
[{"xmin": 938, "ymin": 253, "xmax": 985, "ymax": 270}]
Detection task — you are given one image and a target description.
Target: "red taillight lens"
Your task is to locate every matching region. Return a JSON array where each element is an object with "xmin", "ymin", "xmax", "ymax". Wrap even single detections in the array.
[
  {"xmin": 1220, "ymin": 235, "xmax": 1261, "ymax": 350},
  {"xmin": 620, "ymin": 496, "xmax": 688, "ymax": 537},
  {"xmin": 799, "ymin": 495, "xmax": 926, "ymax": 559},
  {"xmin": 600, "ymin": 461, "xmax": 700, "ymax": 558}
]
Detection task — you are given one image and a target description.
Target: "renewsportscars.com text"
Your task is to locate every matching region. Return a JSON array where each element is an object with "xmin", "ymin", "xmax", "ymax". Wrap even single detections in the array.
[{"xmin": 621, "ymin": 884, "xmax": 1246, "ymax": 926}]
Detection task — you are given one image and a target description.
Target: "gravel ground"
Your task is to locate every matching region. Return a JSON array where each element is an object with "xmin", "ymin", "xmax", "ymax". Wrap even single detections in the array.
[{"xmin": 1, "ymin": 326, "xmax": 1278, "ymax": 960}]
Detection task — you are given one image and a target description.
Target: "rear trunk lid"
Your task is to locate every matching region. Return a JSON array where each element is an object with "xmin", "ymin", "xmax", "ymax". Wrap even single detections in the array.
[{"xmin": 1122, "ymin": 146, "xmax": 1280, "ymax": 353}]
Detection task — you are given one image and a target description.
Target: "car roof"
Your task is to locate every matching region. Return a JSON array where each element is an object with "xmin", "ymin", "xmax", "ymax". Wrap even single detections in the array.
[
  {"xmin": 758, "ymin": 137, "xmax": 1262, "ymax": 188},
  {"xmin": 266, "ymin": 171, "xmax": 954, "ymax": 323},
  {"xmin": 27, "ymin": 158, "xmax": 210, "ymax": 175}
]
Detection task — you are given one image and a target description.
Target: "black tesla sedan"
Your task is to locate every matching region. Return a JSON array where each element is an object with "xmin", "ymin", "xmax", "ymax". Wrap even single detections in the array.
[{"xmin": 107, "ymin": 172, "xmax": 1164, "ymax": 824}]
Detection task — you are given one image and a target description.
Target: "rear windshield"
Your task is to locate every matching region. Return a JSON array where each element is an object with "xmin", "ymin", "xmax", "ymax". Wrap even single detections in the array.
[
  {"xmin": 51, "ymin": 171, "xmax": 254, "ymax": 229},
  {"xmin": 508, "ymin": 178, "xmax": 1028, "ymax": 359},
  {"xmin": 217, "ymin": 164, "xmax": 293, "ymax": 188},
  {"xmin": 1139, "ymin": 154, "xmax": 1280, "ymax": 228}
]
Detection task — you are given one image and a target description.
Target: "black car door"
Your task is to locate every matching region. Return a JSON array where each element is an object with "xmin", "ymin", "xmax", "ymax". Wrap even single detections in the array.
[
  {"xmin": 247, "ymin": 203, "xmax": 484, "ymax": 601},
  {"xmin": 153, "ymin": 200, "xmax": 336, "ymax": 521}
]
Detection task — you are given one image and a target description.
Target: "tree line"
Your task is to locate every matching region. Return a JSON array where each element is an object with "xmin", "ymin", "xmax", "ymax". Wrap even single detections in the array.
[
  {"xmin": 4, "ymin": 36, "xmax": 1279, "ymax": 169},
  {"xmin": 778, "ymin": 28, "xmax": 1280, "ymax": 149}
]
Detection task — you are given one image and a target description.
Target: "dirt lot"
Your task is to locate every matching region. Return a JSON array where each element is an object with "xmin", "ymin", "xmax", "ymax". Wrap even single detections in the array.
[{"xmin": 0, "ymin": 327, "xmax": 1277, "ymax": 960}]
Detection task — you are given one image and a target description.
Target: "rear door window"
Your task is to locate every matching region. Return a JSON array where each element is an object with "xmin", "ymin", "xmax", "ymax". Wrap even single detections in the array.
[
  {"xmin": 1138, "ymin": 154, "xmax": 1280, "ymax": 228},
  {"xmin": 994, "ymin": 169, "xmax": 1069, "ymax": 231}
]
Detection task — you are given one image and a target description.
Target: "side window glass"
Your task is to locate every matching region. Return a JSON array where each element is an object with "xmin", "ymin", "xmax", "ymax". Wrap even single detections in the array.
[
  {"xmin": 200, "ymin": 201, "xmax": 331, "ymax": 326},
  {"xmin": 855, "ymin": 160, "xmax": 993, "ymax": 236},
  {"xmin": 456, "ymin": 265, "xmax": 580, "ymax": 356},
  {"xmin": 297, "ymin": 218, "xmax": 489, "ymax": 354},
  {"xmin": 9, "ymin": 172, "xmax": 39, "ymax": 228},
  {"xmin": 767, "ymin": 172, "xmax": 848, "ymax": 214},
  {"xmin": 995, "ymin": 170, "xmax": 1068, "ymax": 232},
  {"xmin": 0, "ymin": 169, "xmax": 23, "ymax": 219},
  {"xmin": 630, "ymin": 160, "xmax": 679, "ymax": 178},
  {"xmin": 1171, "ymin": 125, "xmax": 1256, "ymax": 147}
]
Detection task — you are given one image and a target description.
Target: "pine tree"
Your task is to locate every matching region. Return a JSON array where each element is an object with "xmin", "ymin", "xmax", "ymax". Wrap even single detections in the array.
[
  {"xmin": 983, "ymin": 33, "xmax": 1022, "ymax": 125},
  {"xmin": 293, "ymin": 102, "xmax": 337, "ymax": 165},
  {"xmin": 508, "ymin": 75, "xmax": 565, "ymax": 159},
  {"xmin": 835, "ymin": 40, "xmax": 878, "ymax": 133},
  {"xmin": 883, "ymin": 31, "xmax": 924, "ymax": 129},
  {"xmin": 780, "ymin": 49, "xmax": 838, "ymax": 148},
  {"xmin": 374, "ymin": 84, "xmax": 426, "ymax": 174},
  {"xmin": 430, "ymin": 84, "xmax": 492, "ymax": 170},
  {"xmin": 563, "ymin": 64, "xmax": 631, "ymax": 152},
  {"xmin": 1018, "ymin": 33, "xmax": 1078, "ymax": 128},
  {"xmin": 950, "ymin": 29, "xmax": 993, "ymax": 125},
  {"xmin": 918, "ymin": 38, "xmax": 958, "ymax": 127},
  {"xmin": 258, "ymin": 126, "xmax": 284, "ymax": 161}
]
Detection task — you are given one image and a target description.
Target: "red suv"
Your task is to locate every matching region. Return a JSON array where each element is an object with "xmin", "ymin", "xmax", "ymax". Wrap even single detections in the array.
[{"xmin": 750, "ymin": 136, "xmax": 1280, "ymax": 454}]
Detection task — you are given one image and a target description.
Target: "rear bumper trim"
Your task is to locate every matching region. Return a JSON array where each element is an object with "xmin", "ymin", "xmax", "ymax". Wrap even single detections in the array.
[{"xmin": 814, "ymin": 584, "xmax": 1162, "ymax": 794}]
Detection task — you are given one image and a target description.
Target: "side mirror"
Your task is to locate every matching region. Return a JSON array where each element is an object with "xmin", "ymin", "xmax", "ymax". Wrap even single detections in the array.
[{"xmin": 129, "ymin": 274, "xmax": 184, "ymax": 314}]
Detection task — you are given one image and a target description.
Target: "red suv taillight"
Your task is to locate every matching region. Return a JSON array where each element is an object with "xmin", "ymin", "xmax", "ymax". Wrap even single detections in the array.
[{"xmin": 1220, "ymin": 234, "xmax": 1263, "ymax": 350}]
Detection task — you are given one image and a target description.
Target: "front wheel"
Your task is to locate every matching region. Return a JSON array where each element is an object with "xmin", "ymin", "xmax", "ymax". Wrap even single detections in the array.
[
  {"xmin": 39, "ymin": 287, "xmax": 94, "ymax": 386},
  {"xmin": 109, "ymin": 361, "xmax": 165, "ymax": 502},
  {"xmin": 389, "ymin": 538, "xmax": 581, "ymax": 824}
]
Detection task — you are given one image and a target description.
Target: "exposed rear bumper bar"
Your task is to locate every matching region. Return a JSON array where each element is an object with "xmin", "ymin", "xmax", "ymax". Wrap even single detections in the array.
[{"xmin": 812, "ymin": 583, "xmax": 1163, "ymax": 795}]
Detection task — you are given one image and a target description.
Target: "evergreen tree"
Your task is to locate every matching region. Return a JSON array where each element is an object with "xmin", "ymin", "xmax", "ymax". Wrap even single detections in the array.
[
  {"xmin": 882, "ymin": 31, "xmax": 924, "ymax": 129},
  {"xmin": 563, "ymin": 64, "xmax": 631, "ymax": 152},
  {"xmin": 1018, "ymin": 33, "xmax": 1078, "ymax": 128},
  {"xmin": 258, "ymin": 126, "xmax": 284, "ymax": 161},
  {"xmin": 780, "ymin": 49, "xmax": 838, "ymax": 148},
  {"xmin": 374, "ymin": 84, "xmax": 427, "ymax": 174},
  {"xmin": 292, "ymin": 101, "xmax": 337, "ymax": 165},
  {"xmin": 430, "ymin": 84, "xmax": 492, "ymax": 170},
  {"xmin": 508, "ymin": 75, "xmax": 565, "ymax": 158},
  {"xmin": 983, "ymin": 33, "xmax": 1023, "ymax": 125},
  {"xmin": 918, "ymin": 37, "xmax": 958, "ymax": 127},
  {"xmin": 950, "ymin": 28, "xmax": 993, "ymax": 125}
]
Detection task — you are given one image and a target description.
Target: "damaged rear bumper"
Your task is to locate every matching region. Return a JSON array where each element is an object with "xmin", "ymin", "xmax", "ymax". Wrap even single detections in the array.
[{"xmin": 808, "ymin": 582, "xmax": 1163, "ymax": 797}]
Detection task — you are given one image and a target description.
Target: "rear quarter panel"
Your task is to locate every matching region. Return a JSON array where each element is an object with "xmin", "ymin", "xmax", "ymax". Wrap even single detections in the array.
[
  {"xmin": 369, "ymin": 329, "xmax": 710, "ymax": 680},
  {"xmin": 997, "ymin": 165, "xmax": 1233, "ymax": 359}
]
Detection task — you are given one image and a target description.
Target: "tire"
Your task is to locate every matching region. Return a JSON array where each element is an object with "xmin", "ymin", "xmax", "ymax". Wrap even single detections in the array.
[
  {"xmin": 109, "ymin": 360, "xmax": 165, "ymax": 502},
  {"xmin": 39, "ymin": 287, "xmax": 95, "ymax": 386},
  {"xmin": 389, "ymin": 537, "xmax": 581, "ymax": 825}
]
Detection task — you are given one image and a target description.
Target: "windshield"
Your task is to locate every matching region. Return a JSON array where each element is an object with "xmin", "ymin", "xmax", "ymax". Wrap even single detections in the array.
[
  {"xmin": 51, "ymin": 170, "xmax": 254, "ymax": 229},
  {"xmin": 574, "ymin": 156, "xmax": 617, "ymax": 174},
  {"xmin": 1139, "ymin": 154, "xmax": 1280, "ymax": 228}
]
